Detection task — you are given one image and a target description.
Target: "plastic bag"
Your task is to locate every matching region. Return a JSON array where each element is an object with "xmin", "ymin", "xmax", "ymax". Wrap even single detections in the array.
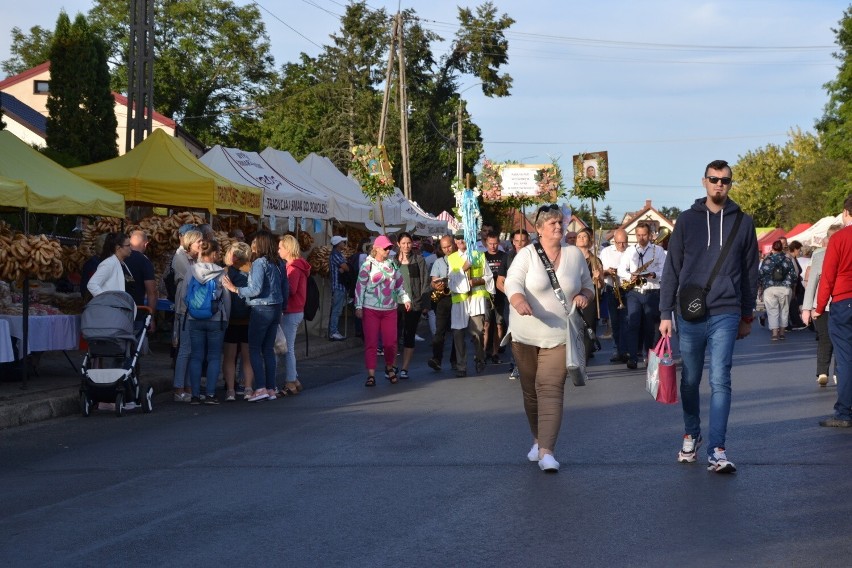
[
  {"xmin": 565, "ymin": 305, "xmax": 587, "ymax": 387},
  {"xmin": 274, "ymin": 324, "xmax": 288, "ymax": 355},
  {"xmin": 646, "ymin": 336, "xmax": 677, "ymax": 404}
]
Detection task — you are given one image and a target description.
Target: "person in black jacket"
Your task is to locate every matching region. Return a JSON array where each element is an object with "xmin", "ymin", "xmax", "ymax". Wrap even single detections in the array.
[
  {"xmin": 394, "ymin": 232, "xmax": 429, "ymax": 379},
  {"xmin": 659, "ymin": 159, "xmax": 759, "ymax": 474}
]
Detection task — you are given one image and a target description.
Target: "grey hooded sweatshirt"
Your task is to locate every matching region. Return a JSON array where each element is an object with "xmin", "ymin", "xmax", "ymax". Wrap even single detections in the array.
[
  {"xmin": 182, "ymin": 262, "xmax": 231, "ymax": 323},
  {"xmin": 659, "ymin": 197, "xmax": 759, "ymax": 320}
]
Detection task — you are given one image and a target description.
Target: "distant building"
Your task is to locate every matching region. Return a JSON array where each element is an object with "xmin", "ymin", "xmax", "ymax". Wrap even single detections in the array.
[
  {"xmin": 0, "ymin": 61, "xmax": 204, "ymax": 157},
  {"xmin": 603, "ymin": 199, "xmax": 674, "ymax": 247}
]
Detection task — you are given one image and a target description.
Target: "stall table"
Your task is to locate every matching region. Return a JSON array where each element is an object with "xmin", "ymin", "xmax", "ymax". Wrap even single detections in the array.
[
  {"xmin": 0, "ymin": 314, "xmax": 81, "ymax": 355},
  {"xmin": 0, "ymin": 318, "xmax": 14, "ymax": 363}
]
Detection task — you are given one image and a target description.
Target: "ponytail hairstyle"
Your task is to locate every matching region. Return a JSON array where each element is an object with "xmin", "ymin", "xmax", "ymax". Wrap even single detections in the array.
[{"xmin": 251, "ymin": 230, "xmax": 279, "ymax": 264}]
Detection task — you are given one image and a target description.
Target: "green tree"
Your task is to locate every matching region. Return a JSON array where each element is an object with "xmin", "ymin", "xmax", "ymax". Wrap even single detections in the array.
[
  {"xmin": 815, "ymin": 6, "xmax": 852, "ymax": 211},
  {"xmin": 1, "ymin": 25, "xmax": 53, "ymax": 75},
  {"xmin": 85, "ymin": 0, "xmax": 276, "ymax": 147},
  {"xmin": 658, "ymin": 206, "xmax": 681, "ymax": 221},
  {"xmin": 46, "ymin": 12, "xmax": 117, "ymax": 165},
  {"xmin": 599, "ymin": 205, "xmax": 618, "ymax": 229}
]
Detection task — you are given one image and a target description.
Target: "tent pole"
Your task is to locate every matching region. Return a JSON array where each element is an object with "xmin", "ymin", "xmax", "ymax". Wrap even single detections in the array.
[{"xmin": 21, "ymin": 209, "xmax": 29, "ymax": 389}]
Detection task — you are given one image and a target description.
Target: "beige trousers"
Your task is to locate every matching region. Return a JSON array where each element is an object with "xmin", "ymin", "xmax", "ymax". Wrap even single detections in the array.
[{"xmin": 512, "ymin": 341, "xmax": 567, "ymax": 452}]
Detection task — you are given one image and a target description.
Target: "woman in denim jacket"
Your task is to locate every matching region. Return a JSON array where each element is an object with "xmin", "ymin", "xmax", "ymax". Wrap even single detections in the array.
[{"xmin": 223, "ymin": 230, "xmax": 285, "ymax": 402}]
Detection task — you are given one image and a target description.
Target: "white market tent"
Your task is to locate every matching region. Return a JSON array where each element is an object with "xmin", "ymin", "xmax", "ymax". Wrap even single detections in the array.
[
  {"xmin": 259, "ymin": 148, "xmax": 370, "ymax": 226},
  {"xmin": 299, "ymin": 152, "xmax": 401, "ymax": 225},
  {"xmin": 385, "ymin": 188, "xmax": 448, "ymax": 236},
  {"xmin": 793, "ymin": 213, "xmax": 844, "ymax": 247},
  {"xmin": 200, "ymin": 145, "xmax": 331, "ymax": 220}
]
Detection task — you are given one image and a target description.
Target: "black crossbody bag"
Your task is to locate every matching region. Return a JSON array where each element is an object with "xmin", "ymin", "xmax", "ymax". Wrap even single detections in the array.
[{"xmin": 678, "ymin": 210, "xmax": 743, "ymax": 321}]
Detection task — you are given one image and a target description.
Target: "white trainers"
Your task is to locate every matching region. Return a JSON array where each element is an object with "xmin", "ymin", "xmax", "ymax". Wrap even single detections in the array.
[
  {"xmin": 678, "ymin": 434, "xmax": 702, "ymax": 463},
  {"xmin": 414, "ymin": 334, "xmax": 426, "ymax": 342},
  {"xmin": 538, "ymin": 454, "xmax": 560, "ymax": 472},
  {"xmin": 707, "ymin": 447, "xmax": 737, "ymax": 473},
  {"xmin": 527, "ymin": 443, "xmax": 539, "ymax": 462},
  {"xmin": 248, "ymin": 388, "xmax": 269, "ymax": 402},
  {"xmin": 329, "ymin": 332, "xmax": 345, "ymax": 341},
  {"xmin": 817, "ymin": 374, "xmax": 829, "ymax": 387}
]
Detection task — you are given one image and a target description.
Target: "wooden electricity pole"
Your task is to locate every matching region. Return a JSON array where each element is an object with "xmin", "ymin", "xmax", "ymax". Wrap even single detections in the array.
[
  {"xmin": 377, "ymin": 13, "xmax": 412, "ymax": 200},
  {"xmin": 126, "ymin": 0, "xmax": 154, "ymax": 152}
]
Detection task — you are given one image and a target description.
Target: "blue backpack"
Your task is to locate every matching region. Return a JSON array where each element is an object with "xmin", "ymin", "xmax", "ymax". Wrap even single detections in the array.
[{"xmin": 186, "ymin": 277, "xmax": 221, "ymax": 320}]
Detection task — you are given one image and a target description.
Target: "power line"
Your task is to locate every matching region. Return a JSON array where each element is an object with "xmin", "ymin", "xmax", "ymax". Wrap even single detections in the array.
[
  {"xmin": 252, "ymin": 0, "xmax": 324, "ymax": 49},
  {"xmin": 474, "ymin": 133, "xmax": 791, "ymax": 145}
]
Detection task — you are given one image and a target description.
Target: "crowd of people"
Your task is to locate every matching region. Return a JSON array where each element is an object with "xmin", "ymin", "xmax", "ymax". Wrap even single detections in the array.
[{"xmin": 78, "ymin": 159, "xmax": 852, "ymax": 475}]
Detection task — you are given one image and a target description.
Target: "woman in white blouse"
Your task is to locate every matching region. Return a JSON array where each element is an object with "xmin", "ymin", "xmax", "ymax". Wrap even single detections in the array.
[
  {"xmin": 504, "ymin": 205, "xmax": 594, "ymax": 473},
  {"xmin": 87, "ymin": 232, "xmax": 134, "ymax": 297}
]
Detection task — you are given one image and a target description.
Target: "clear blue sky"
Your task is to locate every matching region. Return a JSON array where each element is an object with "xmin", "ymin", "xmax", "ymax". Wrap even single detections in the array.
[{"xmin": 0, "ymin": 0, "xmax": 845, "ymax": 219}]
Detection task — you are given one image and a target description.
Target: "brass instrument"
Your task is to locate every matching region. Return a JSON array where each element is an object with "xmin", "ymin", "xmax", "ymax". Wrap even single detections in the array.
[
  {"xmin": 611, "ymin": 269, "xmax": 625, "ymax": 309},
  {"xmin": 430, "ymin": 278, "xmax": 451, "ymax": 302},
  {"xmin": 618, "ymin": 228, "xmax": 671, "ymax": 293}
]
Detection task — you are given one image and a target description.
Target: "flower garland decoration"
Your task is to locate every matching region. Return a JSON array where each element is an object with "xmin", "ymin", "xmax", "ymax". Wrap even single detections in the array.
[
  {"xmin": 534, "ymin": 158, "xmax": 566, "ymax": 202},
  {"xmin": 350, "ymin": 145, "xmax": 395, "ymax": 202},
  {"xmin": 572, "ymin": 153, "xmax": 608, "ymax": 201},
  {"xmin": 477, "ymin": 158, "xmax": 566, "ymax": 209},
  {"xmin": 477, "ymin": 159, "xmax": 502, "ymax": 202}
]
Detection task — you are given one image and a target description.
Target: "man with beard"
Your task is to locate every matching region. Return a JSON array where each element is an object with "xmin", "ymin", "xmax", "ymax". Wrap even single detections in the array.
[{"xmin": 659, "ymin": 159, "xmax": 759, "ymax": 473}]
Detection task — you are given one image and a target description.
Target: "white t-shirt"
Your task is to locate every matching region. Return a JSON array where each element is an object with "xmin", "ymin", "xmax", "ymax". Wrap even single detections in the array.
[{"xmin": 504, "ymin": 244, "xmax": 593, "ymax": 348}]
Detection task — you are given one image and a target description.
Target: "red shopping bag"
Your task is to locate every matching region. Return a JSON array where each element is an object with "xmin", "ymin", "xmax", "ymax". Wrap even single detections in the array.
[{"xmin": 647, "ymin": 336, "xmax": 678, "ymax": 404}]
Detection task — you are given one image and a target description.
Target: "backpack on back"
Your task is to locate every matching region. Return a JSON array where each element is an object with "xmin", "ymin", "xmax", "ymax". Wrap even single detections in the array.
[
  {"xmin": 771, "ymin": 259, "xmax": 788, "ymax": 283},
  {"xmin": 186, "ymin": 277, "xmax": 220, "ymax": 320},
  {"xmin": 304, "ymin": 275, "xmax": 320, "ymax": 321}
]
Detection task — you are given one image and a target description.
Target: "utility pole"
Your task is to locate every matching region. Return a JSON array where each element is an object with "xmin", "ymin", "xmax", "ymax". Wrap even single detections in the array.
[
  {"xmin": 396, "ymin": 13, "xmax": 412, "ymax": 201},
  {"xmin": 126, "ymin": 0, "xmax": 154, "ymax": 152},
  {"xmin": 456, "ymin": 99, "xmax": 464, "ymax": 182}
]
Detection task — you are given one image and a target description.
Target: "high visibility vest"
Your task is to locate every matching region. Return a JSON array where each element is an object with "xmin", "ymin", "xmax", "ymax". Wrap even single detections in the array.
[{"xmin": 447, "ymin": 251, "xmax": 491, "ymax": 304}]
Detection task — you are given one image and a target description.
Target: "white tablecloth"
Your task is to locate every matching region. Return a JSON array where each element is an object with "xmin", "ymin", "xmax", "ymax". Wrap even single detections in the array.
[
  {"xmin": 0, "ymin": 314, "xmax": 81, "ymax": 355},
  {"xmin": 0, "ymin": 319, "xmax": 13, "ymax": 363}
]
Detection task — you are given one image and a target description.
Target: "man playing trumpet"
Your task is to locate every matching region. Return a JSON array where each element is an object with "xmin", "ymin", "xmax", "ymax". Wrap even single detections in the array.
[
  {"xmin": 617, "ymin": 222, "xmax": 667, "ymax": 369},
  {"xmin": 600, "ymin": 228, "xmax": 630, "ymax": 363}
]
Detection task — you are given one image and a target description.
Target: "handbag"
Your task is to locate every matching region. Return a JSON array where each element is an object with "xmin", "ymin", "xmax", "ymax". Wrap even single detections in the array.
[
  {"xmin": 678, "ymin": 211, "xmax": 743, "ymax": 321},
  {"xmin": 646, "ymin": 336, "xmax": 677, "ymax": 404},
  {"xmin": 533, "ymin": 242, "xmax": 586, "ymax": 386},
  {"xmin": 274, "ymin": 324, "xmax": 288, "ymax": 355}
]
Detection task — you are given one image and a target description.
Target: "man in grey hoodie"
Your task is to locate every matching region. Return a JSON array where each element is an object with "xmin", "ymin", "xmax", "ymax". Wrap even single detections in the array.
[{"xmin": 659, "ymin": 159, "xmax": 759, "ymax": 474}]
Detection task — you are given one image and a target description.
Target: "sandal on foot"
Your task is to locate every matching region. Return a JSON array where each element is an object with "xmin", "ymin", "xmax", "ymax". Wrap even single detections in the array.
[
  {"xmin": 365, "ymin": 376, "xmax": 376, "ymax": 387},
  {"xmin": 284, "ymin": 383, "xmax": 300, "ymax": 396},
  {"xmin": 385, "ymin": 367, "xmax": 398, "ymax": 384}
]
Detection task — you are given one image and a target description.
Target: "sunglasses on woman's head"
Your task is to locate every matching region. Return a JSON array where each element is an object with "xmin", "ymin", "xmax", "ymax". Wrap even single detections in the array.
[{"xmin": 535, "ymin": 204, "xmax": 559, "ymax": 225}]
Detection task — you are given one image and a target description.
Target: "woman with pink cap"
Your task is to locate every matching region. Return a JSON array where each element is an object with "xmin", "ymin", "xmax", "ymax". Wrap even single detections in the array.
[{"xmin": 354, "ymin": 235, "xmax": 411, "ymax": 386}]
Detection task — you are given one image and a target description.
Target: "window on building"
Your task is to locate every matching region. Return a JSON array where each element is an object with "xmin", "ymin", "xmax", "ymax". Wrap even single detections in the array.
[{"xmin": 33, "ymin": 80, "xmax": 50, "ymax": 94}]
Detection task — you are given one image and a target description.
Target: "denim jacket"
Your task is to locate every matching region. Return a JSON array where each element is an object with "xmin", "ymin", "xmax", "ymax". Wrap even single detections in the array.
[{"xmin": 238, "ymin": 257, "xmax": 284, "ymax": 306}]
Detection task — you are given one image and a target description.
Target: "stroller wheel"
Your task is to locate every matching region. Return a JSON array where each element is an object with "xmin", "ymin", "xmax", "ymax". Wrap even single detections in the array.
[
  {"xmin": 141, "ymin": 384, "xmax": 154, "ymax": 413},
  {"xmin": 115, "ymin": 391, "xmax": 124, "ymax": 417},
  {"xmin": 80, "ymin": 392, "xmax": 92, "ymax": 417}
]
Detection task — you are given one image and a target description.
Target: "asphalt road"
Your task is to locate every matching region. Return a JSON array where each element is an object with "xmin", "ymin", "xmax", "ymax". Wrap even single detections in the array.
[{"xmin": 2, "ymin": 327, "xmax": 851, "ymax": 567}]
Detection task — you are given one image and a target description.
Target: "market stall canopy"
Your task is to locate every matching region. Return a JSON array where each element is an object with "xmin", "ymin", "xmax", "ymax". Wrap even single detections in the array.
[
  {"xmin": 200, "ymin": 145, "xmax": 326, "ymax": 221},
  {"xmin": 71, "ymin": 129, "xmax": 261, "ymax": 215},
  {"xmin": 790, "ymin": 214, "xmax": 844, "ymax": 247},
  {"xmin": 757, "ymin": 228, "xmax": 786, "ymax": 254},
  {"xmin": 260, "ymin": 147, "xmax": 365, "ymax": 222},
  {"xmin": 785, "ymin": 223, "xmax": 811, "ymax": 239},
  {"xmin": 299, "ymin": 152, "xmax": 399, "ymax": 224},
  {"xmin": 0, "ymin": 130, "xmax": 124, "ymax": 217},
  {"xmin": 386, "ymin": 188, "xmax": 447, "ymax": 236}
]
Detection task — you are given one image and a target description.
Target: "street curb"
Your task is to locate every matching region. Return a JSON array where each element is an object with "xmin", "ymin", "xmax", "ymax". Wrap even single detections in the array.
[{"xmin": 0, "ymin": 335, "xmax": 362, "ymax": 430}]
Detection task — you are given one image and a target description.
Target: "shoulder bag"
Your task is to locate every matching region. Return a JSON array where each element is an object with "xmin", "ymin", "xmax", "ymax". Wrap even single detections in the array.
[{"xmin": 678, "ymin": 210, "xmax": 743, "ymax": 321}]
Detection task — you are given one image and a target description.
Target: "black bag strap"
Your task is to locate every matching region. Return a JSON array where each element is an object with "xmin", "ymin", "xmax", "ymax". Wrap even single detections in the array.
[
  {"xmin": 533, "ymin": 241, "xmax": 572, "ymax": 316},
  {"xmin": 703, "ymin": 210, "xmax": 744, "ymax": 292}
]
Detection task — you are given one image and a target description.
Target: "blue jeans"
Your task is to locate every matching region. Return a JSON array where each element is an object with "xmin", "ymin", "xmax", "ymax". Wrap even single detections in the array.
[
  {"xmin": 281, "ymin": 311, "xmax": 303, "ymax": 383},
  {"xmin": 248, "ymin": 304, "xmax": 281, "ymax": 391},
  {"xmin": 626, "ymin": 289, "xmax": 660, "ymax": 361},
  {"xmin": 173, "ymin": 314, "xmax": 192, "ymax": 389},
  {"xmin": 605, "ymin": 286, "xmax": 629, "ymax": 356},
  {"xmin": 677, "ymin": 312, "xmax": 740, "ymax": 456},
  {"xmin": 188, "ymin": 318, "xmax": 226, "ymax": 398},
  {"xmin": 828, "ymin": 300, "xmax": 852, "ymax": 421},
  {"xmin": 329, "ymin": 287, "xmax": 347, "ymax": 336}
]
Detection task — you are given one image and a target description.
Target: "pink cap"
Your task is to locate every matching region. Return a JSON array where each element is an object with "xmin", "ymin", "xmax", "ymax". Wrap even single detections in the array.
[{"xmin": 373, "ymin": 235, "xmax": 393, "ymax": 250}]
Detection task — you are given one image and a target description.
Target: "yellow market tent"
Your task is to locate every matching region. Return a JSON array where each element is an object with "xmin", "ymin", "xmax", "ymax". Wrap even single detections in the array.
[
  {"xmin": 0, "ymin": 131, "xmax": 125, "ymax": 217},
  {"xmin": 72, "ymin": 129, "xmax": 261, "ymax": 215}
]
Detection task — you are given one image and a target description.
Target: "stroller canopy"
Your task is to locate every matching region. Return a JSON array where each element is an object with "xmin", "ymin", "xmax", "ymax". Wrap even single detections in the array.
[{"xmin": 81, "ymin": 291, "xmax": 138, "ymax": 343}]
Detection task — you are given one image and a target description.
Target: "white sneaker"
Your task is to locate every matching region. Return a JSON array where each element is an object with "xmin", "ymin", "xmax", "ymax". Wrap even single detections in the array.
[
  {"xmin": 678, "ymin": 434, "xmax": 702, "ymax": 463},
  {"xmin": 329, "ymin": 332, "xmax": 345, "ymax": 341},
  {"xmin": 538, "ymin": 454, "xmax": 560, "ymax": 472},
  {"xmin": 123, "ymin": 402, "xmax": 137, "ymax": 410},
  {"xmin": 527, "ymin": 443, "xmax": 539, "ymax": 462},
  {"xmin": 707, "ymin": 447, "xmax": 736, "ymax": 473},
  {"xmin": 248, "ymin": 389, "xmax": 269, "ymax": 402},
  {"xmin": 414, "ymin": 334, "xmax": 425, "ymax": 342}
]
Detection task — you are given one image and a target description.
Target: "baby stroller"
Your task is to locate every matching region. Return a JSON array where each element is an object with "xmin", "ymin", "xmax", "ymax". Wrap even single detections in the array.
[{"xmin": 79, "ymin": 291, "xmax": 154, "ymax": 417}]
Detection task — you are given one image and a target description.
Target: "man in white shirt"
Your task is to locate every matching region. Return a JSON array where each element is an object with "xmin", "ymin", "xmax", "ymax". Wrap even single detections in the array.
[
  {"xmin": 427, "ymin": 236, "xmax": 457, "ymax": 372},
  {"xmin": 617, "ymin": 222, "xmax": 667, "ymax": 369},
  {"xmin": 600, "ymin": 228, "xmax": 629, "ymax": 363}
]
